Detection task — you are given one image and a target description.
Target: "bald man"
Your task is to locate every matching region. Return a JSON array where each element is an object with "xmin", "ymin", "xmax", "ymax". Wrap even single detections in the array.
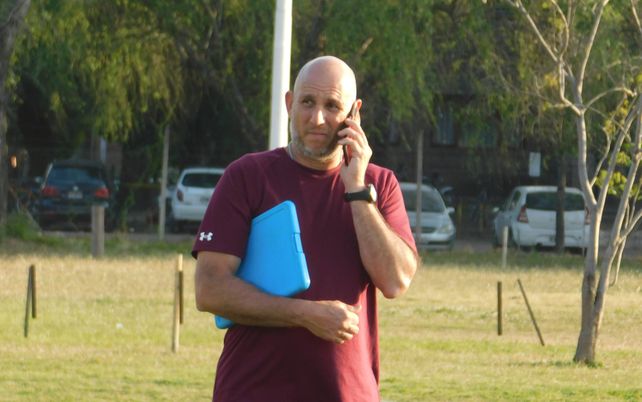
[{"xmin": 194, "ymin": 55, "xmax": 417, "ymax": 402}]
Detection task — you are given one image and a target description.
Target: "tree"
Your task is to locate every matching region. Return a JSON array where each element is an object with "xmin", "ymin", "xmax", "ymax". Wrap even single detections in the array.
[
  {"xmin": 14, "ymin": 0, "xmax": 183, "ymax": 149},
  {"xmin": 0, "ymin": 0, "xmax": 30, "ymax": 236},
  {"xmin": 427, "ymin": 1, "xmax": 544, "ymax": 191},
  {"xmin": 504, "ymin": 0, "xmax": 642, "ymax": 364}
]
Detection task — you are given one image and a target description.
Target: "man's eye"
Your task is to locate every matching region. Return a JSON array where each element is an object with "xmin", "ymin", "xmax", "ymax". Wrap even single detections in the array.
[{"xmin": 302, "ymin": 99, "xmax": 314, "ymax": 106}]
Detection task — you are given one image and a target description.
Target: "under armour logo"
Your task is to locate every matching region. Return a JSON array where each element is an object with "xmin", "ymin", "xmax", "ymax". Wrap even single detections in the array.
[{"xmin": 199, "ymin": 232, "xmax": 213, "ymax": 241}]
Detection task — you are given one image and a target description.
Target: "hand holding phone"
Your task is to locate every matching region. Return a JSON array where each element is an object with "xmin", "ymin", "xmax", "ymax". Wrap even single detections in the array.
[{"xmin": 341, "ymin": 102, "xmax": 359, "ymax": 166}]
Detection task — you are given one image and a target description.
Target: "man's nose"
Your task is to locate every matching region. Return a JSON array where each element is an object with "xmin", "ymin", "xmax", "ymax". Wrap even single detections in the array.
[{"xmin": 310, "ymin": 107, "xmax": 325, "ymax": 125}]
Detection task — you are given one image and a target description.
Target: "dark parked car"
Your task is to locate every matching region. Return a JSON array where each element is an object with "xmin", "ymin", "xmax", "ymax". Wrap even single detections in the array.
[{"xmin": 36, "ymin": 159, "xmax": 116, "ymax": 231}]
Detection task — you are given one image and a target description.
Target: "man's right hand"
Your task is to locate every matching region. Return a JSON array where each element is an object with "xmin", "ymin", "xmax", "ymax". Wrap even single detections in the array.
[
  {"xmin": 196, "ymin": 251, "xmax": 361, "ymax": 343},
  {"xmin": 299, "ymin": 300, "xmax": 361, "ymax": 344}
]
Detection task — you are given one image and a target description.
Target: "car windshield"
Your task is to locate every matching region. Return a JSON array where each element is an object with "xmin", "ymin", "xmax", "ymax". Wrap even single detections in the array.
[
  {"xmin": 48, "ymin": 166, "xmax": 104, "ymax": 182},
  {"xmin": 403, "ymin": 188, "xmax": 446, "ymax": 213},
  {"xmin": 182, "ymin": 173, "xmax": 222, "ymax": 188},
  {"xmin": 525, "ymin": 192, "xmax": 585, "ymax": 211}
]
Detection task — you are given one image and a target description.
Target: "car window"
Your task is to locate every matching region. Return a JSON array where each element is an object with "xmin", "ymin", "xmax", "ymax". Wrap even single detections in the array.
[
  {"xmin": 403, "ymin": 188, "xmax": 446, "ymax": 213},
  {"xmin": 525, "ymin": 192, "xmax": 585, "ymax": 211},
  {"xmin": 182, "ymin": 173, "xmax": 222, "ymax": 188},
  {"xmin": 507, "ymin": 191, "xmax": 521, "ymax": 210},
  {"xmin": 48, "ymin": 166, "xmax": 104, "ymax": 183}
]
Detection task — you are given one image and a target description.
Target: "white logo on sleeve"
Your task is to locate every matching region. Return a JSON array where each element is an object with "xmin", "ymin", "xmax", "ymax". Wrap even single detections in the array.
[{"xmin": 199, "ymin": 232, "xmax": 213, "ymax": 241}]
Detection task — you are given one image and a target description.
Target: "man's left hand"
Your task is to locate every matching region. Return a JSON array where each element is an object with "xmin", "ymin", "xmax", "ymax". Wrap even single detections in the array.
[{"xmin": 338, "ymin": 112, "xmax": 372, "ymax": 192}]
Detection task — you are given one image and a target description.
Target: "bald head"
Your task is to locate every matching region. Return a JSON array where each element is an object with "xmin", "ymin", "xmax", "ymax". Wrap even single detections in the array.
[
  {"xmin": 292, "ymin": 56, "xmax": 357, "ymax": 103},
  {"xmin": 285, "ymin": 55, "xmax": 361, "ymax": 165}
]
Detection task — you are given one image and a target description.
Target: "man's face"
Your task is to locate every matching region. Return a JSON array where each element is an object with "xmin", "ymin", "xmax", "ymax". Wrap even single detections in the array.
[{"xmin": 288, "ymin": 66, "xmax": 355, "ymax": 161}]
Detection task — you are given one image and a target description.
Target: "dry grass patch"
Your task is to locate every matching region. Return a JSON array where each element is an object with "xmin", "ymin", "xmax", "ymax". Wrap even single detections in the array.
[{"xmin": 1, "ymin": 250, "xmax": 641, "ymax": 401}]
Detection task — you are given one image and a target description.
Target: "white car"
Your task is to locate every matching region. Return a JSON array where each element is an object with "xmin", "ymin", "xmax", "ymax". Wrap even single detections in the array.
[
  {"xmin": 492, "ymin": 185, "xmax": 589, "ymax": 249},
  {"xmin": 399, "ymin": 182, "xmax": 456, "ymax": 250},
  {"xmin": 169, "ymin": 167, "xmax": 225, "ymax": 232}
]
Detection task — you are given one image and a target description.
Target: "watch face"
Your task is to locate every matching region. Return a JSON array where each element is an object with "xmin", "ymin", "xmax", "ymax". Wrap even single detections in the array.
[
  {"xmin": 368, "ymin": 184, "xmax": 377, "ymax": 203},
  {"xmin": 345, "ymin": 184, "xmax": 377, "ymax": 203}
]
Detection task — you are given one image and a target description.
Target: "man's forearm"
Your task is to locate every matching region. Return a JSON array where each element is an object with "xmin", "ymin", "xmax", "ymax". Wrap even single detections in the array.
[
  {"xmin": 194, "ymin": 253, "xmax": 361, "ymax": 343},
  {"xmin": 195, "ymin": 266, "xmax": 306, "ymax": 327},
  {"xmin": 349, "ymin": 201, "xmax": 418, "ymax": 298}
]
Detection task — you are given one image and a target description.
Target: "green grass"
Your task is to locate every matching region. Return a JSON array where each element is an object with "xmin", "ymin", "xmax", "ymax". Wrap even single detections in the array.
[
  {"xmin": 1, "ymin": 246, "xmax": 641, "ymax": 401},
  {"xmin": 378, "ymin": 250, "xmax": 642, "ymax": 401},
  {"xmin": 0, "ymin": 213, "xmax": 193, "ymax": 256}
]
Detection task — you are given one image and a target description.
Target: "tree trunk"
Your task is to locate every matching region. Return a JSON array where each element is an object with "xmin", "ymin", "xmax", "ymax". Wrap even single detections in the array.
[
  {"xmin": 574, "ymin": 274, "xmax": 597, "ymax": 362},
  {"xmin": 0, "ymin": 0, "xmax": 31, "ymax": 235},
  {"xmin": 555, "ymin": 155, "xmax": 567, "ymax": 253},
  {"xmin": 574, "ymin": 219, "xmax": 600, "ymax": 363}
]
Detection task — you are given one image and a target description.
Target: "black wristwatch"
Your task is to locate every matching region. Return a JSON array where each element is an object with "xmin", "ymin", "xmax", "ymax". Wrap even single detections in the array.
[{"xmin": 344, "ymin": 184, "xmax": 377, "ymax": 203}]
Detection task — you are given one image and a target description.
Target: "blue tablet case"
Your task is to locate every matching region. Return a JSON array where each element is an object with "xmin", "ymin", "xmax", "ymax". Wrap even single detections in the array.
[{"xmin": 215, "ymin": 200, "xmax": 310, "ymax": 329}]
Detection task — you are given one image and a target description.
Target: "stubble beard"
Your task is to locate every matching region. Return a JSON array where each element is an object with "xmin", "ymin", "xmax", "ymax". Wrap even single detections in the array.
[{"xmin": 290, "ymin": 120, "xmax": 340, "ymax": 162}]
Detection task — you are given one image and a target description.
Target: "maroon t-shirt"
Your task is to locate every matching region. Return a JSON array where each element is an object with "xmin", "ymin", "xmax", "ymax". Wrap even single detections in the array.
[{"xmin": 192, "ymin": 148, "xmax": 416, "ymax": 402}]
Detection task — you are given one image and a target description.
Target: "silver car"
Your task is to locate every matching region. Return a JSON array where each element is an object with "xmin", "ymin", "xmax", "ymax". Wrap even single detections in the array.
[
  {"xmin": 492, "ymin": 185, "xmax": 589, "ymax": 249},
  {"xmin": 168, "ymin": 167, "xmax": 225, "ymax": 232},
  {"xmin": 399, "ymin": 182, "xmax": 456, "ymax": 250}
]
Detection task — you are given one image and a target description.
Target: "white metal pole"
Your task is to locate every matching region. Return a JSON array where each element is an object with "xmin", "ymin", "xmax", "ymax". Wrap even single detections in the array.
[
  {"xmin": 158, "ymin": 126, "xmax": 170, "ymax": 240},
  {"xmin": 268, "ymin": 0, "xmax": 292, "ymax": 150}
]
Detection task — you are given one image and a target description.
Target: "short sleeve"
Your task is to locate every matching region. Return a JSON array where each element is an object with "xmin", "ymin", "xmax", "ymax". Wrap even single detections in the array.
[
  {"xmin": 191, "ymin": 159, "xmax": 252, "ymax": 259},
  {"xmin": 374, "ymin": 170, "xmax": 417, "ymax": 254}
]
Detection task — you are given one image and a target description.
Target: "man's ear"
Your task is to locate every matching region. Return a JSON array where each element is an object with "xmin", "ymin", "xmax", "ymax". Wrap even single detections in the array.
[
  {"xmin": 354, "ymin": 98, "xmax": 363, "ymax": 123},
  {"xmin": 285, "ymin": 91, "xmax": 293, "ymax": 116}
]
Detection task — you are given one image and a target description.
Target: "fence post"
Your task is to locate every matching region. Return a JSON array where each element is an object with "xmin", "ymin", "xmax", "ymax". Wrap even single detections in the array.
[
  {"xmin": 91, "ymin": 205, "xmax": 105, "ymax": 257},
  {"xmin": 172, "ymin": 254, "xmax": 183, "ymax": 352},
  {"xmin": 178, "ymin": 254, "xmax": 184, "ymax": 324}
]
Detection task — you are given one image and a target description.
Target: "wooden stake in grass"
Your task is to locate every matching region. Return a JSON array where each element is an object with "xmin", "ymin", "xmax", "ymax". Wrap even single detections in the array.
[
  {"xmin": 91, "ymin": 205, "xmax": 105, "ymax": 257},
  {"xmin": 178, "ymin": 254, "xmax": 184, "ymax": 325},
  {"xmin": 517, "ymin": 279, "xmax": 545, "ymax": 346},
  {"xmin": 172, "ymin": 254, "xmax": 183, "ymax": 352},
  {"xmin": 24, "ymin": 265, "xmax": 36, "ymax": 337},
  {"xmin": 497, "ymin": 281, "xmax": 503, "ymax": 336}
]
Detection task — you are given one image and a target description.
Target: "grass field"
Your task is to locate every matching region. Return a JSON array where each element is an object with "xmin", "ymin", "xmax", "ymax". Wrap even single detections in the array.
[{"xmin": 1, "ymin": 245, "xmax": 641, "ymax": 401}]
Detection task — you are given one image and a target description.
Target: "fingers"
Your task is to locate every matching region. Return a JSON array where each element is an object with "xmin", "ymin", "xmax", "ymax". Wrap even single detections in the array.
[
  {"xmin": 338, "ymin": 122, "xmax": 371, "ymax": 170},
  {"xmin": 338, "ymin": 120, "xmax": 367, "ymax": 148},
  {"xmin": 304, "ymin": 300, "xmax": 362, "ymax": 344},
  {"xmin": 336, "ymin": 329, "xmax": 356, "ymax": 344},
  {"xmin": 332, "ymin": 303, "xmax": 360, "ymax": 344},
  {"xmin": 334, "ymin": 319, "xmax": 360, "ymax": 344}
]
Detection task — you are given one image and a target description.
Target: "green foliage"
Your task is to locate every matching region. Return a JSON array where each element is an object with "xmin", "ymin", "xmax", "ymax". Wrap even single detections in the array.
[
  {"xmin": 288, "ymin": 0, "xmax": 434, "ymax": 146},
  {"xmin": 595, "ymin": 168, "xmax": 642, "ymax": 200},
  {"xmin": 14, "ymin": 0, "xmax": 183, "ymax": 143},
  {"xmin": 326, "ymin": 1, "xmax": 432, "ymax": 122},
  {"xmin": 0, "ymin": 229, "xmax": 193, "ymax": 256},
  {"xmin": 6, "ymin": 0, "xmax": 642, "ymax": 185},
  {"xmin": 5, "ymin": 212, "xmax": 39, "ymax": 240}
]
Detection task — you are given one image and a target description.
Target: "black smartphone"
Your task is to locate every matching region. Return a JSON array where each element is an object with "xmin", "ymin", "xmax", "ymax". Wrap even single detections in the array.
[{"xmin": 341, "ymin": 102, "xmax": 359, "ymax": 166}]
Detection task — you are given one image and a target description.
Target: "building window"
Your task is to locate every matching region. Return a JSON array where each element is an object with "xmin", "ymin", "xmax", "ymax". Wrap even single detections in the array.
[
  {"xmin": 433, "ymin": 105, "xmax": 455, "ymax": 146},
  {"xmin": 459, "ymin": 123, "xmax": 496, "ymax": 148}
]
